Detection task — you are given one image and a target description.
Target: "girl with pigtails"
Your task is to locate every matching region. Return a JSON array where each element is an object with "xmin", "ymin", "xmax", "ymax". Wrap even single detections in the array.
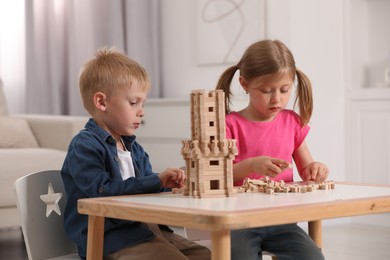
[{"xmin": 216, "ymin": 39, "xmax": 328, "ymax": 260}]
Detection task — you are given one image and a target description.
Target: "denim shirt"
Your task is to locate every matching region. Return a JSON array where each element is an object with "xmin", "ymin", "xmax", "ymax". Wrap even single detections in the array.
[{"xmin": 61, "ymin": 118, "xmax": 162, "ymax": 258}]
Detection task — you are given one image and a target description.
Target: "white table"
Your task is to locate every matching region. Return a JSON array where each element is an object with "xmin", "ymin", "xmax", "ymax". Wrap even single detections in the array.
[{"xmin": 78, "ymin": 183, "xmax": 390, "ymax": 260}]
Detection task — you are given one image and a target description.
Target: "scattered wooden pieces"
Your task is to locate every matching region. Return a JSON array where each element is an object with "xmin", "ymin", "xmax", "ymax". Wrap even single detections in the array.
[{"xmin": 236, "ymin": 177, "xmax": 335, "ymax": 194}]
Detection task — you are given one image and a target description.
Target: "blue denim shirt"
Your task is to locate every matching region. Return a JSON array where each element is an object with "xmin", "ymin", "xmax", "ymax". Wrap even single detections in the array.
[{"xmin": 61, "ymin": 118, "xmax": 163, "ymax": 258}]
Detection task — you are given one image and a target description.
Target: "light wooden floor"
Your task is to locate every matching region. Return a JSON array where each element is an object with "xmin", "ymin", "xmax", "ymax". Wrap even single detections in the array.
[
  {"xmin": 321, "ymin": 223, "xmax": 390, "ymax": 260},
  {"xmin": 1, "ymin": 222, "xmax": 389, "ymax": 259},
  {"xmin": 263, "ymin": 223, "xmax": 390, "ymax": 260}
]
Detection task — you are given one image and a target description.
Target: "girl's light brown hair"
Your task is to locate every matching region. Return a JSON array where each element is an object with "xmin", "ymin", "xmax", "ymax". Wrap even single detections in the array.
[
  {"xmin": 79, "ymin": 47, "xmax": 150, "ymax": 115},
  {"xmin": 215, "ymin": 39, "xmax": 313, "ymax": 126}
]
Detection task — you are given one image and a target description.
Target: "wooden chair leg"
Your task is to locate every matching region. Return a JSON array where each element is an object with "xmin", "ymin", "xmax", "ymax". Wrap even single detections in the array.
[{"xmin": 308, "ymin": 220, "xmax": 322, "ymax": 249}]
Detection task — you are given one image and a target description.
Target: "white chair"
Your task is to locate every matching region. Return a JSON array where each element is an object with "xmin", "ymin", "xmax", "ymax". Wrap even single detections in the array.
[{"xmin": 14, "ymin": 170, "xmax": 79, "ymax": 260}]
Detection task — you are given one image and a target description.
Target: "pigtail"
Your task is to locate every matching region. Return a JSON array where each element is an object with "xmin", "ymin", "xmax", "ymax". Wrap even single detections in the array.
[
  {"xmin": 215, "ymin": 65, "xmax": 239, "ymax": 114},
  {"xmin": 294, "ymin": 69, "xmax": 313, "ymax": 126}
]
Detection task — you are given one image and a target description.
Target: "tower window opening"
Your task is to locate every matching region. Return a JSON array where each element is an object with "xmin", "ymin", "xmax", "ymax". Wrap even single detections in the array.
[
  {"xmin": 210, "ymin": 160, "xmax": 219, "ymax": 166},
  {"xmin": 210, "ymin": 180, "xmax": 220, "ymax": 190}
]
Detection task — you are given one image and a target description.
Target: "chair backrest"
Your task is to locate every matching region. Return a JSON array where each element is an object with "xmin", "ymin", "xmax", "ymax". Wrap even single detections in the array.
[{"xmin": 14, "ymin": 170, "xmax": 78, "ymax": 260}]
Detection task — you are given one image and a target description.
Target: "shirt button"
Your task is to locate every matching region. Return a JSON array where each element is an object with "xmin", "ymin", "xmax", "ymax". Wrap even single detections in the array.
[
  {"xmin": 108, "ymin": 137, "xmax": 115, "ymax": 144},
  {"xmin": 98, "ymin": 187, "xmax": 104, "ymax": 194}
]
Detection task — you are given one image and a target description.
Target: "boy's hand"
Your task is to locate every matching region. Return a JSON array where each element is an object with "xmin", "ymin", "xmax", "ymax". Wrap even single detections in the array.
[
  {"xmin": 159, "ymin": 168, "xmax": 186, "ymax": 188},
  {"xmin": 301, "ymin": 161, "xmax": 329, "ymax": 182},
  {"xmin": 251, "ymin": 156, "xmax": 292, "ymax": 178}
]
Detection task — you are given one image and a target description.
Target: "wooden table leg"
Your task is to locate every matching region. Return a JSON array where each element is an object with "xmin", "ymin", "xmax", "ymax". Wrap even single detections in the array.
[
  {"xmin": 308, "ymin": 220, "xmax": 322, "ymax": 249},
  {"xmin": 86, "ymin": 215, "xmax": 105, "ymax": 260},
  {"xmin": 211, "ymin": 229, "xmax": 230, "ymax": 260}
]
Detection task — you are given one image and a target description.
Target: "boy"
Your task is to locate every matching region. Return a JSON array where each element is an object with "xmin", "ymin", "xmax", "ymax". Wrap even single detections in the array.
[{"xmin": 61, "ymin": 48, "xmax": 211, "ymax": 259}]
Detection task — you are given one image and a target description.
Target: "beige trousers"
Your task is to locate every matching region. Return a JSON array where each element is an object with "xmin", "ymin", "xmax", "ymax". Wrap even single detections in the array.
[{"xmin": 104, "ymin": 223, "xmax": 211, "ymax": 260}]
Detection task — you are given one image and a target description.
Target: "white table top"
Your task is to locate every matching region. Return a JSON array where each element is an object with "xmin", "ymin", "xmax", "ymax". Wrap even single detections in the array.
[{"xmin": 115, "ymin": 183, "xmax": 390, "ymax": 213}]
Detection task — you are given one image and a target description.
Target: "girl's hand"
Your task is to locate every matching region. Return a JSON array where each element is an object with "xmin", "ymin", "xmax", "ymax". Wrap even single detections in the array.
[
  {"xmin": 159, "ymin": 168, "xmax": 186, "ymax": 188},
  {"xmin": 251, "ymin": 156, "xmax": 292, "ymax": 178},
  {"xmin": 301, "ymin": 161, "xmax": 329, "ymax": 182}
]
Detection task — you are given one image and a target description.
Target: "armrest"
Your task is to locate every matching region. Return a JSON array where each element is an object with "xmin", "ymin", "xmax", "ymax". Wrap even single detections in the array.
[{"xmin": 13, "ymin": 114, "xmax": 88, "ymax": 151}]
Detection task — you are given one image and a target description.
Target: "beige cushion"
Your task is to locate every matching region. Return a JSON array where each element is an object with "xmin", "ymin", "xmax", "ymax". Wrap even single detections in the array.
[
  {"xmin": 0, "ymin": 117, "xmax": 39, "ymax": 148},
  {"xmin": 0, "ymin": 148, "xmax": 66, "ymax": 206},
  {"xmin": 0, "ymin": 78, "xmax": 8, "ymax": 116}
]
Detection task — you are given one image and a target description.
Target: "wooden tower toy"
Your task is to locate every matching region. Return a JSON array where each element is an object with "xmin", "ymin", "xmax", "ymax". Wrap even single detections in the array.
[{"xmin": 181, "ymin": 89, "xmax": 237, "ymax": 198}]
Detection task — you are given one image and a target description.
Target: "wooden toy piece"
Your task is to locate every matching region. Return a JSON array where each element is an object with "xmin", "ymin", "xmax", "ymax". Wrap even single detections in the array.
[
  {"xmin": 172, "ymin": 187, "xmax": 184, "ymax": 194},
  {"xmin": 289, "ymin": 185, "xmax": 299, "ymax": 193},
  {"xmin": 319, "ymin": 183, "xmax": 328, "ymax": 190},
  {"xmin": 235, "ymin": 186, "xmax": 245, "ymax": 193},
  {"xmin": 239, "ymin": 178, "xmax": 335, "ymax": 195},
  {"xmin": 181, "ymin": 90, "xmax": 237, "ymax": 198}
]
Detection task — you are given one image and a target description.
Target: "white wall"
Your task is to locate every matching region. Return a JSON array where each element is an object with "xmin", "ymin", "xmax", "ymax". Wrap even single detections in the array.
[
  {"xmin": 0, "ymin": 1, "xmax": 26, "ymax": 113},
  {"xmin": 160, "ymin": 0, "xmax": 346, "ymax": 182},
  {"xmin": 0, "ymin": 0, "xmax": 346, "ymax": 182},
  {"xmin": 160, "ymin": 0, "xmax": 228, "ymax": 98}
]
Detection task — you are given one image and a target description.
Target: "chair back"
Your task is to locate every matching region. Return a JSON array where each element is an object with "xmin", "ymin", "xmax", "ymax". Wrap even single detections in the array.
[{"xmin": 14, "ymin": 170, "xmax": 78, "ymax": 260}]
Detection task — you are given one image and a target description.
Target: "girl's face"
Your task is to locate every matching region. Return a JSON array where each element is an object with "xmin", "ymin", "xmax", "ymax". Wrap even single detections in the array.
[
  {"xmin": 96, "ymin": 80, "xmax": 147, "ymax": 142},
  {"xmin": 240, "ymin": 72, "xmax": 294, "ymax": 122}
]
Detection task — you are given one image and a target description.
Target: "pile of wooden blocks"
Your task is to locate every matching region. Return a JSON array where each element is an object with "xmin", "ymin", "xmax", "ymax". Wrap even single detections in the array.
[{"xmin": 236, "ymin": 177, "xmax": 335, "ymax": 195}]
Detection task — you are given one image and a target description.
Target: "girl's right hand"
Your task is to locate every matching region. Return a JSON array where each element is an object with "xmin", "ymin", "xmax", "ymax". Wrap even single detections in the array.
[{"xmin": 250, "ymin": 156, "xmax": 291, "ymax": 178}]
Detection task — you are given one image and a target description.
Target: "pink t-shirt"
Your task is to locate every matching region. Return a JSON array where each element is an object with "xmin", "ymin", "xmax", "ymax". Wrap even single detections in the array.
[{"xmin": 226, "ymin": 110, "xmax": 310, "ymax": 186}]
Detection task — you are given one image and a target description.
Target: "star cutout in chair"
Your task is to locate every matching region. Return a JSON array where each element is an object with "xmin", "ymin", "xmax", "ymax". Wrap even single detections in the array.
[{"xmin": 40, "ymin": 182, "xmax": 63, "ymax": 217}]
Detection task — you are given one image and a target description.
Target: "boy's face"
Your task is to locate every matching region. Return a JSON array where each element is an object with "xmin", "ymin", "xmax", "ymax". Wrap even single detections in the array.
[{"xmin": 97, "ymin": 80, "xmax": 147, "ymax": 141}]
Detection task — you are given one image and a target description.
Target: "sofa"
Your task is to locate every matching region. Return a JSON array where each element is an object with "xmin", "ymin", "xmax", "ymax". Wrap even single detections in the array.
[{"xmin": 0, "ymin": 79, "xmax": 88, "ymax": 228}]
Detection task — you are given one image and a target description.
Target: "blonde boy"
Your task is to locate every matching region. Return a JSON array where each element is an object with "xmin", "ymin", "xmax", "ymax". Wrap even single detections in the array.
[{"xmin": 61, "ymin": 48, "xmax": 210, "ymax": 259}]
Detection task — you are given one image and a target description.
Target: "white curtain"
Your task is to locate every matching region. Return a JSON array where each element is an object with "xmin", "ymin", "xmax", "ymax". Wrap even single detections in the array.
[{"xmin": 25, "ymin": 0, "xmax": 161, "ymax": 115}]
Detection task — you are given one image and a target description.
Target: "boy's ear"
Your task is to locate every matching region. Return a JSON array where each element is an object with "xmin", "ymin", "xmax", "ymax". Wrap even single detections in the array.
[{"xmin": 93, "ymin": 92, "xmax": 107, "ymax": 111}]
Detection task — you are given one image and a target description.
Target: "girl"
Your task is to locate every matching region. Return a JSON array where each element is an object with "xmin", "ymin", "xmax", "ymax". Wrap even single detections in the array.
[{"xmin": 216, "ymin": 39, "xmax": 328, "ymax": 259}]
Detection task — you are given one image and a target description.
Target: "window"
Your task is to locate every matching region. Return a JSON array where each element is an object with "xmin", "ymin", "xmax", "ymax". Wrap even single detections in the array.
[
  {"xmin": 210, "ymin": 160, "xmax": 219, "ymax": 166},
  {"xmin": 210, "ymin": 180, "xmax": 220, "ymax": 190}
]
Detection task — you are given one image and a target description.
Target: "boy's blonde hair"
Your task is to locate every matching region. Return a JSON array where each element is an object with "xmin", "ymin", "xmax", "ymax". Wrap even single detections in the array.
[
  {"xmin": 216, "ymin": 39, "xmax": 313, "ymax": 126},
  {"xmin": 79, "ymin": 47, "xmax": 151, "ymax": 115}
]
